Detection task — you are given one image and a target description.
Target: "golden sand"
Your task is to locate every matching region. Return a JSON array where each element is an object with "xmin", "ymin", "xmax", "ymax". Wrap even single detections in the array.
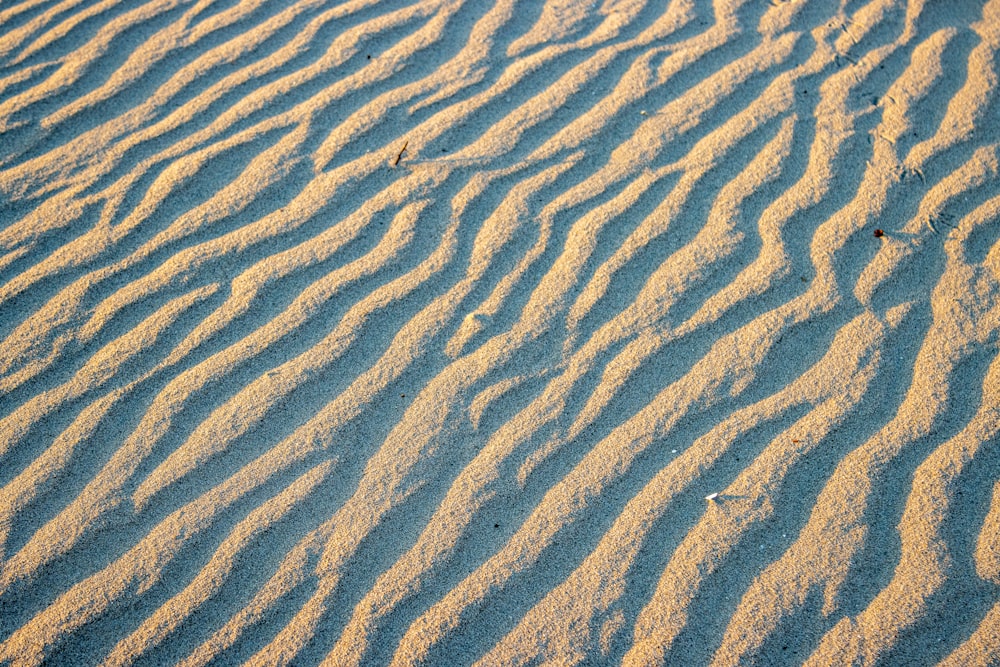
[{"xmin": 1, "ymin": 0, "xmax": 999, "ymax": 664}]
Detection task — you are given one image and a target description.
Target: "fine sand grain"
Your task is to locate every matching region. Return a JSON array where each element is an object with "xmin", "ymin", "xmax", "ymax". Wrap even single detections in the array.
[{"xmin": 1, "ymin": 0, "xmax": 999, "ymax": 665}]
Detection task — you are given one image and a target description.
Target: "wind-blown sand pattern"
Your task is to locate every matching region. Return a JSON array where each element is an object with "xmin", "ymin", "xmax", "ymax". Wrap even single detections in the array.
[{"xmin": 1, "ymin": 0, "xmax": 999, "ymax": 664}]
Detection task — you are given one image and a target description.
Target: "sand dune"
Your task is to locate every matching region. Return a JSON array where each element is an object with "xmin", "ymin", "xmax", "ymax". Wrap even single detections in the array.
[{"xmin": 1, "ymin": 0, "xmax": 999, "ymax": 664}]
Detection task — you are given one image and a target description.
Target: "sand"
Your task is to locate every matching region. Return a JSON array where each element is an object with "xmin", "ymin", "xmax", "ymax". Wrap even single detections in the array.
[{"xmin": 1, "ymin": 0, "xmax": 999, "ymax": 664}]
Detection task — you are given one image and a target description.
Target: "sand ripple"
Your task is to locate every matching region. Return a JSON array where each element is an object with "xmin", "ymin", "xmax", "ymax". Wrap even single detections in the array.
[{"xmin": 2, "ymin": 0, "xmax": 999, "ymax": 664}]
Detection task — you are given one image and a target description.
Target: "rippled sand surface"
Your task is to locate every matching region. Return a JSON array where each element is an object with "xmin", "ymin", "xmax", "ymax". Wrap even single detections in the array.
[{"xmin": 2, "ymin": 0, "xmax": 999, "ymax": 664}]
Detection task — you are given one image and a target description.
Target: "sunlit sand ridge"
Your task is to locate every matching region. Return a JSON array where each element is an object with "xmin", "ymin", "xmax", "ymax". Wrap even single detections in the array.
[{"xmin": 1, "ymin": 0, "xmax": 999, "ymax": 664}]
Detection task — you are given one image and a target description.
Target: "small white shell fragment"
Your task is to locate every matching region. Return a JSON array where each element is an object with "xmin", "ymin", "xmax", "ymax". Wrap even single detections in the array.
[{"xmin": 705, "ymin": 492, "xmax": 719, "ymax": 501}]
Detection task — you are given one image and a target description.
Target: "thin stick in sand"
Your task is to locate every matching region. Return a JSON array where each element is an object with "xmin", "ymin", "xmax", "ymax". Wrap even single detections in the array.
[{"xmin": 394, "ymin": 140, "xmax": 409, "ymax": 167}]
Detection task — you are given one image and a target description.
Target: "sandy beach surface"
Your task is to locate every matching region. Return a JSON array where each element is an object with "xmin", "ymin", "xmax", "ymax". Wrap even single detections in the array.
[{"xmin": 1, "ymin": 0, "xmax": 999, "ymax": 664}]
